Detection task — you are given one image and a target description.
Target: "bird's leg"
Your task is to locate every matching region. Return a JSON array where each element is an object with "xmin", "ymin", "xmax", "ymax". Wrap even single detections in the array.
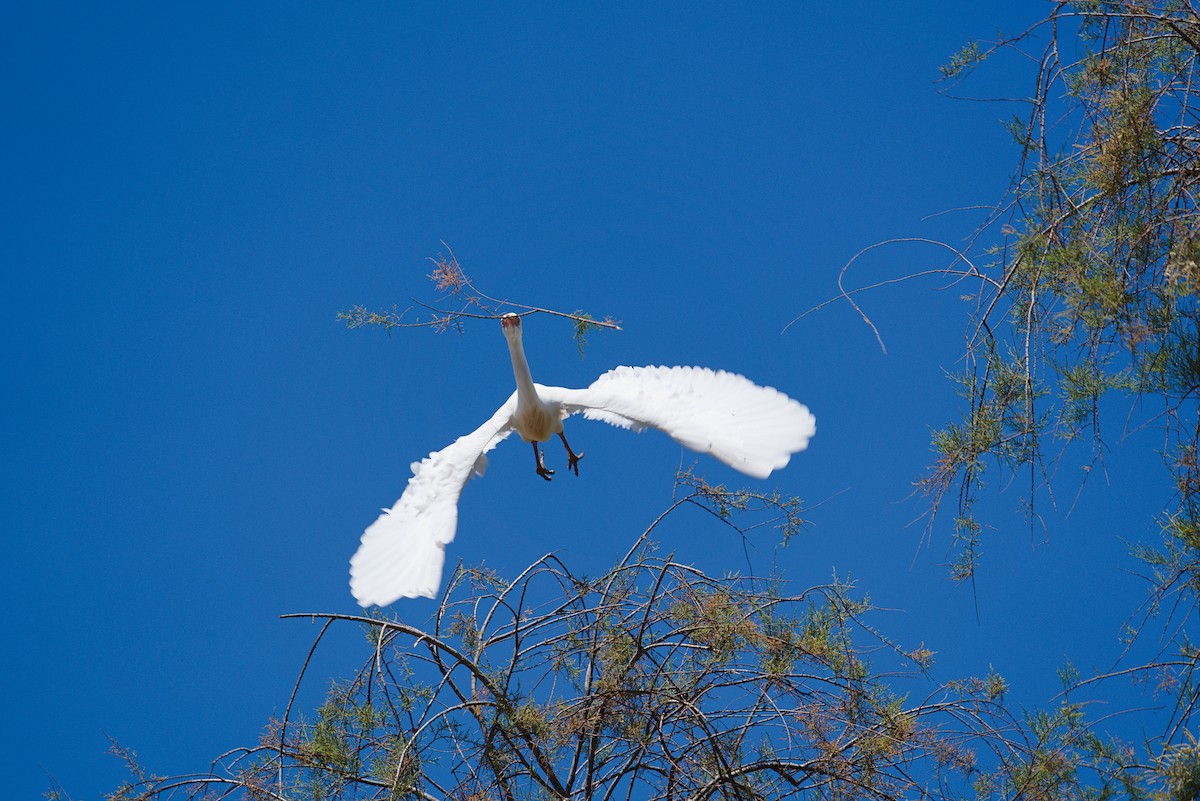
[
  {"xmin": 558, "ymin": 432, "xmax": 585, "ymax": 476},
  {"xmin": 532, "ymin": 441, "xmax": 555, "ymax": 481}
]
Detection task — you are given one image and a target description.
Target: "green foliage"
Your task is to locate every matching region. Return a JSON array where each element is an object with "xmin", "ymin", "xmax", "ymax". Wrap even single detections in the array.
[
  {"xmin": 925, "ymin": 1, "xmax": 1200, "ymax": 594},
  {"xmin": 336, "ymin": 304, "xmax": 407, "ymax": 335},
  {"xmin": 1155, "ymin": 731, "xmax": 1200, "ymax": 801},
  {"xmin": 571, "ymin": 309, "xmax": 597, "ymax": 357},
  {"xmin": 940, "ymin": 40, "xmax": 985, "ymax": 80},
  {"xmin": 675, "ymin": 466, "xmax": 808, "ymax": 543}
]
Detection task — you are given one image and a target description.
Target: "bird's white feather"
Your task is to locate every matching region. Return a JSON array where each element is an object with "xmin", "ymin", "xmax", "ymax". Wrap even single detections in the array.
[
  {"xmin": 543, "ymin": 366, "xmax": 816, "ymax": 479},
  {"xmin": 349, "ymin": 395, "xmax": 517, "ymax": 606}
]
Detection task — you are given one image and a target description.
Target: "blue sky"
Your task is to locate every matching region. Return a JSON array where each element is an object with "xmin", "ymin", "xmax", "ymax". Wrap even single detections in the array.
[{"xmin": 5, "ymin": 2, "xmax": 1170, "ymax": 797}]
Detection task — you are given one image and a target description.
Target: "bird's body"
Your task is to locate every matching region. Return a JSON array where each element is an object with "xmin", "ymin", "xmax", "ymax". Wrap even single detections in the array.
[
  {"xmin": 512, "ymin": 397, "xmax": 562, "ymax": 443},
  {"xmin": 349, "ymin": 314, "xmax": 816, "ymax": 607}
]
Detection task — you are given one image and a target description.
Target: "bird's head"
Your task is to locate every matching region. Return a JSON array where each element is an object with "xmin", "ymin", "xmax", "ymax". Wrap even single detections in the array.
[{"xmin": 501, "ymin": 313, "xmax": 522, "ymax": 338}]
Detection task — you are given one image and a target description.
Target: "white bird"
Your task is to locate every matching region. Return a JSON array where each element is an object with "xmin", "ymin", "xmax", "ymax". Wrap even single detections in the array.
[{"xmin": 350, "ymin": 313, "xmax": 816, "ymax": 606}]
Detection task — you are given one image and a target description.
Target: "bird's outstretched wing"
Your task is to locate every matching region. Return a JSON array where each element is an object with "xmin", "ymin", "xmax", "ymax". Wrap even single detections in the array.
[
  {"xmin": 542, "ymin": 366, "xmax": 815, "ymax": 479},
  {"xmin": 350, "ymin": 394, "xmax": 518, "ymax": 606}
]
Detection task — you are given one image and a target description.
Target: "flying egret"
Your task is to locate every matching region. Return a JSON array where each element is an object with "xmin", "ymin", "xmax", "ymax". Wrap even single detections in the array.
[{"xmin": 350, "ymin": 313, "xmax": 816, "ymax": 606}]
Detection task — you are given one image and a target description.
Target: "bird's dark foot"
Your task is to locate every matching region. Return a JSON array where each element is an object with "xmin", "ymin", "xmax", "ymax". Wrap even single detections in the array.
[
  {"xmin": 558, "ymin": 432, "xmax": 584, "ymax": 477},
  {"xmin": 535, "ymin": 447, "xmax": 555, "ymax": 481}
]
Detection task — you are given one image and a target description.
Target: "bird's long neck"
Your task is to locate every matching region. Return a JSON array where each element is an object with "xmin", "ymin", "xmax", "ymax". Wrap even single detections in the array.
[{"xmin": 506, "ymin": 330, "xmax": 539, "ymax": 407}]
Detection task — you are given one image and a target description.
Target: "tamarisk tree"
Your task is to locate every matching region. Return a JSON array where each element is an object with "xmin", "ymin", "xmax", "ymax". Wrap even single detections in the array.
[
  {"xmin": 911, "ymin": 1, "xmax": 1200, "ymax": 792},
  {"xmin": 106, "ymin": 478, "xmax": 1012, "ymax": 801}
]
